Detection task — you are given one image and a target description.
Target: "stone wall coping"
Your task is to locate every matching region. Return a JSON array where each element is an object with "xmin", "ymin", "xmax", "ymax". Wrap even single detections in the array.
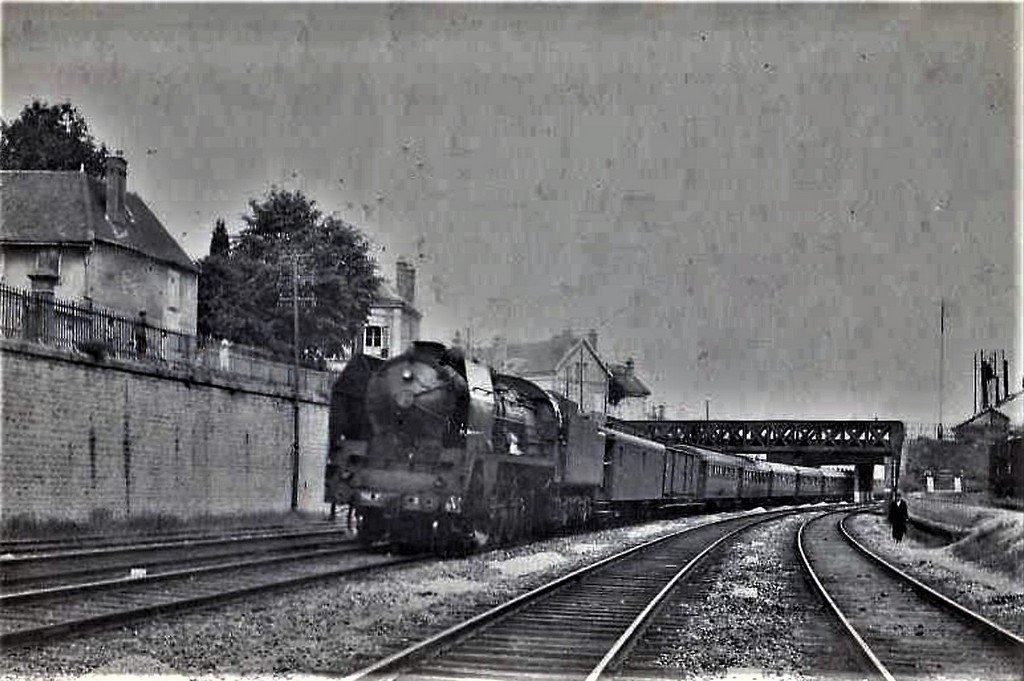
[{"xmin": 0, "ymin": 338, "xmax": 331, "ymax": 405}]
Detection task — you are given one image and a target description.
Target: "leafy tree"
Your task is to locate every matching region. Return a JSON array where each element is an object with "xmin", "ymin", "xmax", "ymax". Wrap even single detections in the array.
[
  {"xmin": 1, "ymin": 100, "xmax": 109, "ymax": 176},
  {"xmin": 197, "ymin": 188, "xmax": 381, "ymax": 360},
  {"xmin": 209, "ymin": 218, "xmax": 230, "ymax": 257}
]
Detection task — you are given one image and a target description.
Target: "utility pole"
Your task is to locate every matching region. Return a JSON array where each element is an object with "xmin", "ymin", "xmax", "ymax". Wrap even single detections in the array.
[
  {"xmin": 279, "ymin": 252, "xmax": 315, "ymax": 511},
  {"xmin": 705, "ymin": 399, "xmax": 710, "ymax": 421},
  {"xmin": 291, "ymin": 255, "xmax": 300, "ymax": 510},
  {"xmin": 938, "ymin": 298, "xmax": 945, "ymax": 439}
]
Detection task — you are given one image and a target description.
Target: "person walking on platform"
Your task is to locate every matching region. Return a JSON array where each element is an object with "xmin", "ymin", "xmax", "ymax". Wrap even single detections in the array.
[{"xmin": 888, "ymin": 491, "xmax": 909, "ymax": 543}]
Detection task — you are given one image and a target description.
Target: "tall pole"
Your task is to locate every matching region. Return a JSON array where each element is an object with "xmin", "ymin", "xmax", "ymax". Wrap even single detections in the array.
[
  {"xmin": 938, "ymin": 298, "xmax": 945, "ymax": 439},
  {"xmin": 705, "ymin": 399, "xmax": 710, "ymax": 421},
  {"xmin": 973, "ymin": 350, "xmax": 978, "ymax": 415},
  {"xmin": 290, "ymin": 254, "xmax": 300, "ymax": 511}
]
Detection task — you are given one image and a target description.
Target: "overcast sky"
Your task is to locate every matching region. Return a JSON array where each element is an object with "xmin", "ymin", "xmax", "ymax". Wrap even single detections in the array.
[{"xmin": 3, "ymin": 3, "xmax": 1020, "ymax": 424}]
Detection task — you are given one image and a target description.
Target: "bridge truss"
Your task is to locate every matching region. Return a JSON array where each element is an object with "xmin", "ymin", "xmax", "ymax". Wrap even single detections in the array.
[{"xmin": 613, "ymin": 419, "xmax": 905, "ymax": 466}]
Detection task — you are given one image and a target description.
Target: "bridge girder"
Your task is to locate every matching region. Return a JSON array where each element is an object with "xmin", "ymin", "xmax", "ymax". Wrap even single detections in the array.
[{"xmin": 616, "ymin": 419, "xmax": 905, "ymax": 465}]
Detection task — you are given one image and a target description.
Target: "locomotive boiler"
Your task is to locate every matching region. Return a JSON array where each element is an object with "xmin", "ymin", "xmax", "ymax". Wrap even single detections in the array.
[{"xmin": 325, "ymin": 341, "xmax": 581, "ymax": 550}]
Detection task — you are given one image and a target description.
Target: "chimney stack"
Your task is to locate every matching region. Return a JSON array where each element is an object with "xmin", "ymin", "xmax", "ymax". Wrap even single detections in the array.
[
  {"xmin": 105, "ymin": 151, "xmax": 127, "ymax": 224},
  {"xmin": 625, "ymin": 357, "xmax": 635, "ymax": 375},
  {"xmin": 587, "ymin": 328, "xmax": 598, "ymax": 350},
  {"xmin": 395, "ymin": 259, "xmax": 415, "ymax": 304},
  {"xmin": 1002, "ymin": 351, "xmax": 1010, "ymax": 401}
]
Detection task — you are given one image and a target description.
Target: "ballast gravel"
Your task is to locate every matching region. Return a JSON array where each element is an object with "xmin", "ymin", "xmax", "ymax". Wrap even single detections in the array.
[
  {"xmin": 1, "ymin": 509, "xmax": 763, "ymax": 681},
  {"xmin": 846, "ymin": 511, "xmax": 1024, "ymax": 636},
  {"xmin": 640, "ymin": 512, "xmax": 846, "ymax": 680}
]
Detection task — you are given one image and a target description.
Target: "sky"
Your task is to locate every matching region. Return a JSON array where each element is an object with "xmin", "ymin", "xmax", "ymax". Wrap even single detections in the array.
[{"xmin": 3, "ymin": 3, "xmax": 1020, "ymax": 425}]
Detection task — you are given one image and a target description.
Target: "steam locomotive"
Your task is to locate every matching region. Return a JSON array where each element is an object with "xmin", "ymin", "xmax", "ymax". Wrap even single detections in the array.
[{"xmin": 324, "ymin": 341, "xmax": 852, "ymax": 551}]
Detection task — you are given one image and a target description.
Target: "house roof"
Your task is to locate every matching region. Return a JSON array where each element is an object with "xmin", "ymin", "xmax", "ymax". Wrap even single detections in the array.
[
  {"xmin": 0, "ymin": 170, "xmax": 197, "ymax": 272},
  {"xmin": 954, "ymin": 405, "xmax": 1011, "ymax": 432},
  {"xmin": 608, "ymin": 362, "xmax": 651, "ymax": 398},
  {"xmin": 994, "ymin": 391, "xmax": 1023, "ymax": 427},
  {"xmin": 370, "ymin": 279, "xmax": 421, "ymax": 318},
  {"xmin": 499, "ymin": 332, "xmax": 611, "ymax": 379}
]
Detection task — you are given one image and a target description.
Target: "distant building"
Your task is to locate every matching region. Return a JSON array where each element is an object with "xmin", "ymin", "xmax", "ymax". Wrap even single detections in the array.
[
  {"xmin": 476, "ymin": 329, "xmax": 651, "ymax": 415},
  {"xmin": 607, "ymin": 358, "xmax": 652, "ymax": 420},
  {"xmin": 356, "ymin": 258, "xmax": 420, "ymax": 360},
  {"xmin": 0, "ymin": 155, "xmax": 198, "ymax": 333},
  {"xmin": 954, "ymin": 391, "xmax": 1022, "ymax": 443}
]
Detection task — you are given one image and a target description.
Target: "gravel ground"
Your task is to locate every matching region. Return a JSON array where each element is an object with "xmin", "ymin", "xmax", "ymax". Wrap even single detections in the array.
[
  {"xmin": 846, "ymin": 511, "xmax": 1024, "ymax": 636},
  {"xmin": 634, "ymin": 512, "xmax": 862, "ymax": 680},
  {"xmin": 1, "ymin": 508, "xmax": 784, "ymax": 681}
]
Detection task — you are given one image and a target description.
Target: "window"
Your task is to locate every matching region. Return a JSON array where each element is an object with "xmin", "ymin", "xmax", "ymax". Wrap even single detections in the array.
[
  {"xmin": 167, "ymin": 270, "xmax": 181, "ymax": 312},
  {"xmin": 365, "ymin": 326, "xmax": 383, "ymax": 348},
  {"xmin": 34, "ymin": 247, "xmax": 60, "ymax": 276}
]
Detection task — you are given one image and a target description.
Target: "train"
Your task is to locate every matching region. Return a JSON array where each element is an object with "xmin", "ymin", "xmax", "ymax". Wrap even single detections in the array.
[{"xmin": 324, "ymin": 341, "xmax": 853, "ymax": 552}]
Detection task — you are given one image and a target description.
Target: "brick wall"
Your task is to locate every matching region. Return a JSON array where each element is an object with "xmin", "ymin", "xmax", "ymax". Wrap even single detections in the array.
[{"xmin": 0, "ymin": 340, "xmax": 330, "ymax": 524}]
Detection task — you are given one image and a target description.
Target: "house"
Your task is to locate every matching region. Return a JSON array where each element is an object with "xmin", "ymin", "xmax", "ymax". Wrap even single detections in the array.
[
  {"xmin": 607, "ymin": 358, "xmax": 652, "ymax": 420},
  {"xmin": 356, "ymin": 258, "xmax": 421, "ymax": 360},
  {"xmin": 0, "ymin": 154, "xmax": 198, "ymax": 334},
  {"xmin": 954, "ymin": 391, "xmax": 1023, "ymax": 443},
  {"xmin": 476, "ymin": 330, "xmax": 651, "ymax": 416}
]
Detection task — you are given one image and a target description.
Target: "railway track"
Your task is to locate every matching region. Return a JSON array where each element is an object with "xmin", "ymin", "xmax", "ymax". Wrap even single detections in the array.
[
  {"xmin": 617, "ymin": 510, "xmax": 871, "ymax": 679},
  {"xmin": 341, "ymin": 507, "xmax": 807, "ymax": 681},
  {"xmin": 0, "ymin": 519, "xmax": 339, "ymax": 556},
  {"xmin": 2, "ymin": 525, "xmax": 357, "ymax": 590},
  {"xmin": 0, "ymin": 531, "xmax": 404, "ymax": 647},
  {"xmin": 799, "ymin": 510, "xmax": 1024, "ymax": 681}
]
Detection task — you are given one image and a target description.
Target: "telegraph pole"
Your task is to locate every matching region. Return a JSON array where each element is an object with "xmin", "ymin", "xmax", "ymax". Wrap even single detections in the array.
[
  {"xmin": 938, "ymin": 298, "xmax": 945, "ymax": 439},
  {"xmin": 279, "ymin": 252, "xmax": 314, "ymax": 511},
  {"xmin": 291, "ymin": 255, "xmax": 300, "ymax": 510}
]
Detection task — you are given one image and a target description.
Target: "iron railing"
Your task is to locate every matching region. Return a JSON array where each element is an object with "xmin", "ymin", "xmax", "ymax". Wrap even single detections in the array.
[{"xmin": 0, "ymin": 283, "xmax": 333, "ymax": 395}]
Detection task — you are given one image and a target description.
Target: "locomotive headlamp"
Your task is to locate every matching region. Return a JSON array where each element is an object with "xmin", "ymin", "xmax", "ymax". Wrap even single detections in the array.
[
  {"xmin": 401, "ymin": 368, "xmax": 414, "ymax": 381},
  {"xmin": 443, "ymin": 495, "xmax": 463, "ymax": 513}
]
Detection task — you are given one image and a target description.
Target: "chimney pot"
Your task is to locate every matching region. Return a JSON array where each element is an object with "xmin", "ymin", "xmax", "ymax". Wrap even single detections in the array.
[
  {"xmin": 587, "ymin": 329, "xmax": 597, "ymax": 350},
  {"xmin": 104, "ymin": 153, "xmax": 128, "ymax": 224}
]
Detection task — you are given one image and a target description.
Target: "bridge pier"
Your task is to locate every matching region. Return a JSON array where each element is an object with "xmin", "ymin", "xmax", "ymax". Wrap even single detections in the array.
[{"xmin": 853, "ymin": 463, "xmax": 875, "ymax": 503}]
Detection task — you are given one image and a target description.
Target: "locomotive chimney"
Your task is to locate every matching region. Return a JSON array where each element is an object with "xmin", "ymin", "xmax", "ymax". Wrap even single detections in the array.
[
  {"xmin": 104, "ymin": 151, "xmax": 128, "ymax": 224},
  {"xmin": 587, "ymin": 329, "xmax": 598, "ymax": 350},
  {"xmin": 396, "ymin": 259, "xmax": 415, "ymax": 304}
]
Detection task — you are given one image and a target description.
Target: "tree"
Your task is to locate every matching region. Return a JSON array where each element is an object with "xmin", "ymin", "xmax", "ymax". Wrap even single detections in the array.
[
  {"xmin": 1, "ymin": 100, "xmax": 109, "ymax": 176},
  {"xmin": 197, "ymin": 188, "xmax": 381, "ymax": 359},
  {"xmin": 209, "ymin": 218, "xmax": 230, "ymax": 257}
]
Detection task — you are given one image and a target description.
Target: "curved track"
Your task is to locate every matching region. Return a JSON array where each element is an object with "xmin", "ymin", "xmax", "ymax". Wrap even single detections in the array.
[
  {"xmin": 342, "ymin": 509, "xmax": 801, "ymax": 681},
  {"xmin": 616, "ymin": 509, "xmax": 870, "ymax": 679},
  {"xmin": 799, "ymin": 510, "xmax": 1024, "ymax": 681}
]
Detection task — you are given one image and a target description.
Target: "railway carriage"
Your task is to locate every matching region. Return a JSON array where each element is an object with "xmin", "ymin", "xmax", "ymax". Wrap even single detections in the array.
[{"xmin": 325, "ymin": 341, "xmax": 855, "ymax": 552}]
